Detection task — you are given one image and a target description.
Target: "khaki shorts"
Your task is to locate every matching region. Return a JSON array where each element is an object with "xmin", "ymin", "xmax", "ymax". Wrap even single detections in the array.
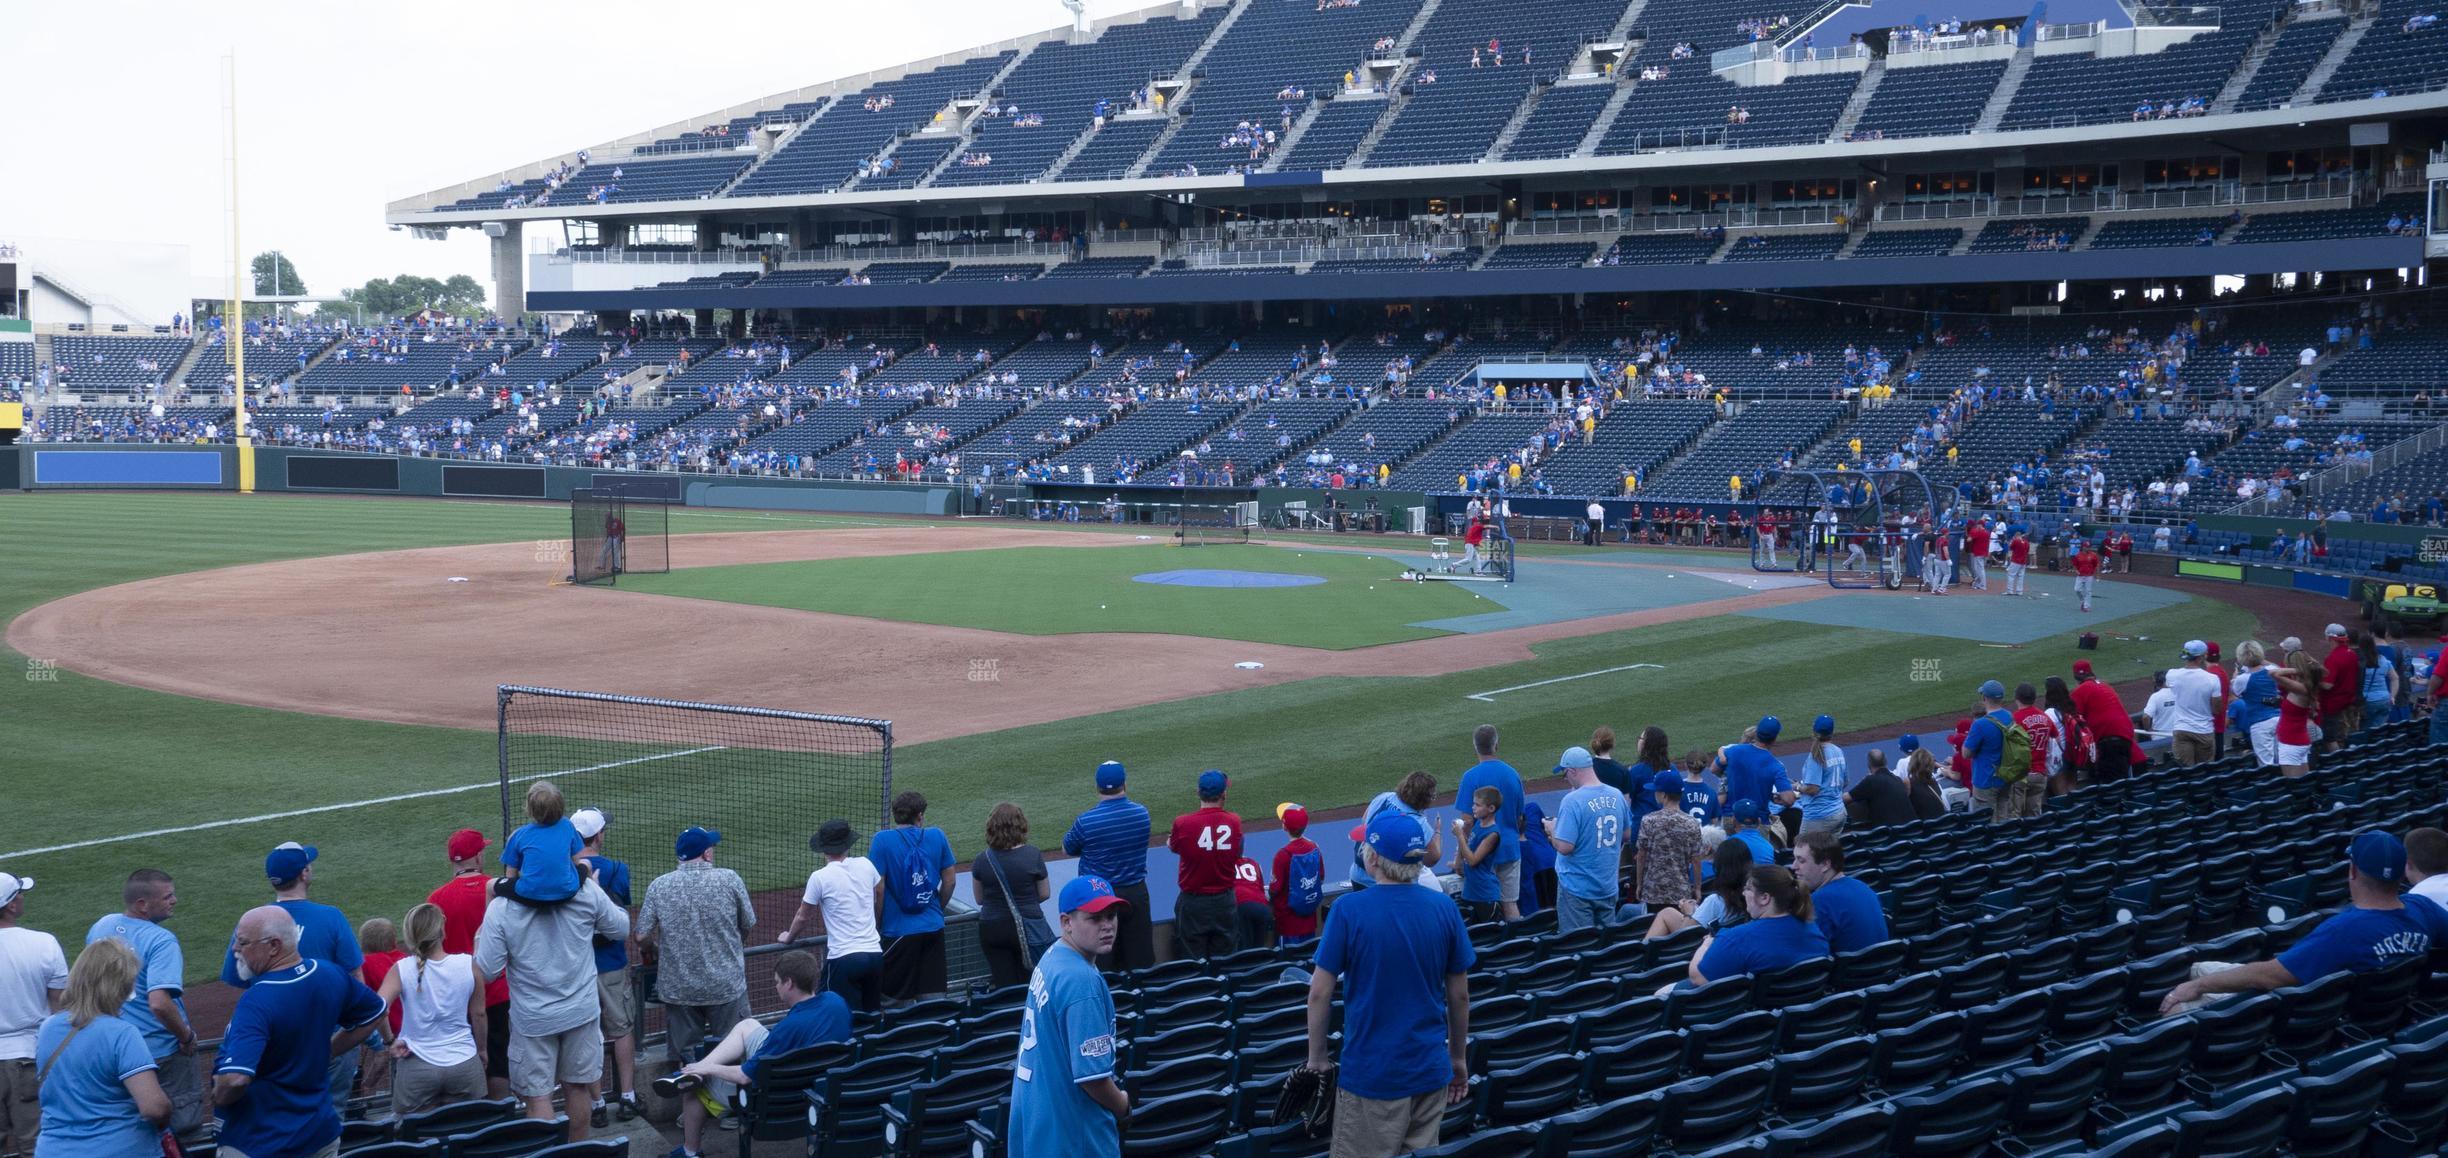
[
  {"xmin": 508, "ymin": 1018, "xmax": 603, "ymax": 1099},
  {"xmin": 597, "ymin": 967, "xmax": 635, "ymax": 1040},
  {"xmin": 0, "ymin": 1058, "xmax": 36, "ymax": 1156},
  {"xmin": 391, "ymin": 1052, "xmax": 488, "ymax": 1116},
  {"xmin": 1329, "ymin": 1086, "xmax": 1443, "ymax": 1158},
  {"xmin": 155, "ymin": 1050, "xmax": 207, "ymax": 1140},
  {"xmin": 1494, "ymin": 860, "xmax": 1522, "ymax": 905}
]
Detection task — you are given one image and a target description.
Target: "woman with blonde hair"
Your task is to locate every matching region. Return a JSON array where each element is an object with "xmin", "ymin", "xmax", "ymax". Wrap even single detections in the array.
[
  {"xmin": 2273, "ymin": 649, "xmax": 2328, "ymax": 777},
  {"xmin": 378, "ymin": 903, "xmax": 488, "ymax": 1113},
  {"xmin": 34, "ymin": 938, "xmax": 171, "ymax": 1155}
]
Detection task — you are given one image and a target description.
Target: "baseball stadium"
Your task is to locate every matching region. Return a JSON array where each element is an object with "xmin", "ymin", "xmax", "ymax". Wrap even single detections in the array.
[{"xmin": 6, "ymin": 0, "xmax": 2448, "ymax": 1152}]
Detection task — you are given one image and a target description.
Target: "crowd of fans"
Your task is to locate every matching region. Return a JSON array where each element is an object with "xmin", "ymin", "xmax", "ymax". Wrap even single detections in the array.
[{"xmin": 1, "ymin": 637, "xmax": 2438, "ymax": 1157}]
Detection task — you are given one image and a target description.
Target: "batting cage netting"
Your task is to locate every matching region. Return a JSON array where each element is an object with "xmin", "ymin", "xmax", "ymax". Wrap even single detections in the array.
[
  {"xmin": 568, "ymin": 489, "xmax": 669, "ymax": 585},
  {"xmin": 497, "ymin": 686, "xmax": 894, "ymax": 1019}
]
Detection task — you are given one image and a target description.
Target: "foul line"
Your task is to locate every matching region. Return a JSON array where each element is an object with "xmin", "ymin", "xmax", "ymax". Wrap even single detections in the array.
[
  {"xmin": 1464, "ymin": 664, "xmax": 1664, "ymax": 702},
  {"xmin": 0, "ymin": 745, "xmax": 727, "ymax": 860}
]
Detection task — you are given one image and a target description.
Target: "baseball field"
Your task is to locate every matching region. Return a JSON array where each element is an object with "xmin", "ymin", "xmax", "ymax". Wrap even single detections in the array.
[{"xmin": 3, "ymin": 490, "xmax": 2284, "ymax": 1020}]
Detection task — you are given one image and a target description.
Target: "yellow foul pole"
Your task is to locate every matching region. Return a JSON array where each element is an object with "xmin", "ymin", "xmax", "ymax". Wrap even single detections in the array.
[{"xmin": 226, "ymin": 52, "xmax": 253, "ymax": 492}]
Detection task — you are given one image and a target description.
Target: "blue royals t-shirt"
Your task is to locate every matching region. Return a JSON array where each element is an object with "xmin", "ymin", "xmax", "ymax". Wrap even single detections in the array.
[
  {"xmin": 1316, "ymin": 874, "xmax": 1477, "ymax": 1101},
  {"xmin": 741, "ymin": 992, "xmax": 851, "ymax": 1083},
  {"xmin": 220, "ymin": 898, "xmax": 362, "ymax": 989},
  {"xmin": 1008, "ymin": 941, "xmax": 1120, "ymax": 1158},
  {"xmin": 1459, "ymin": 820, "xmax": 1500, "ymax": 903},
  {"xmin": 2277, "ymin": 896, "xmax": 2448, "ymax": 983},
  {"xmin": 1454, "ymin": 760, "xmax": 1525, "ymax": 865},
  {"xmin": 502, "ymin": 817, "xmax": 586, "ymax": 902},
  {"xmin": 214, "ymin": 960, "xmax": 387, "ymax": 1158},
  {"xmin": 1696, "ymin": 914, "xmax": 1829, "ymax": 982},
  {"xmin": 1811, "ymin": 876, "xmax": 1890, "ymax": 954},
  {"xmin": 1721, "ymin": 745, "xmax": 1791, "ymax": 822},
  {"xmin": 585, "ymin": 854, "xmax": 633, "ymax": 972},
  {"xmin": 869, "ymin": 826, "xmax": 957, "ymax": 936}
]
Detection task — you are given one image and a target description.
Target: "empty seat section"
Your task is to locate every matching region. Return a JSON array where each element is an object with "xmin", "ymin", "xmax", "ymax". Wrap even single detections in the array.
[
  {"xmin": 2235, "ymin": 18, "xmax": 2346, "ymax": 109},
  {"xmin": 1500, "ymin": 82, "xmax": 1616, "ymax": 160},
  {"xmin": 1273, "ymin": 100, "xmax": 1386, "ymax": 170},
  {"xmin": 2317, "ymin": 0, "xmax": 2448, "ymax": 101},
  {"xmin": 1850, "ymin": 228, "xmax": 1962, "ymax": 258},
  {"xmin": 1851, "ymin": 60, "xmax": 2005, "ymax": 138},
  {"xmin": 1481, "ymin": 242, "xmax": 1596, "ymax": 269},
  {"xmin": 1720, "ymin": 232, "xmax": 1845, "ymax": 261},
  {"xmin": 931, "ymin": 10, "xmax": 1220, "ymax": 187},
  {"xmin": 1143, "ymin": 0, "xmax": 1428, "ymax": 178},
  {"xmin": 2087, "ymin": 215, "xmax": 2227, "ymax": 248},
  {"xmin": 729, "ymin": 52, "xmax": 1015, "ymax": 197}
]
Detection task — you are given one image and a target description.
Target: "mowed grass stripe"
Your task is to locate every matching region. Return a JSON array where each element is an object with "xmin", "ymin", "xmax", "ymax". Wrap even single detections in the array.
[{"xmin": 617, "ymin": 543, "xmax": 1486, "ymax": 648}]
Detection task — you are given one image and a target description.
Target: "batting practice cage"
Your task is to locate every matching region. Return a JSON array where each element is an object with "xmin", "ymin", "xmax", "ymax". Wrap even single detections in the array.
[
  {"xmin": 1175, "ymin": 501, "xmax": 1257, "ymax": 546},
  {"xmin": 1747, "ymin": 469, "xmax": 1943, "ymax": 590},
  {"xmin": 498, "ymin": 685, "xmax": 890, "ymax": 887},
  {"xmin": 569, "ymin": 489, "xmax": 670, "ymax": 585}
]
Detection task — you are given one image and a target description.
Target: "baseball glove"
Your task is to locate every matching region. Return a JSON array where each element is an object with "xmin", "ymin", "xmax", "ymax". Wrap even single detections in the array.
[{"xmin": 1274, "ymin": 1064, "xmax": 1338, "ymax": 1137}]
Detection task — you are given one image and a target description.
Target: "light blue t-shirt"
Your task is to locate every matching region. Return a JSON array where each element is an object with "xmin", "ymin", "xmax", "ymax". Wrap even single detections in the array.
[
  {"xmin": 502, "ymin": 818, "xmax": 586, "ymax": 902},
  {"xmin": 1008, "ymin": 941, "xmax": 1120, "ymax": 1158},
  {"xmin": 1799, "ymin": 745, "xmax": 1849, "ymax": 822},
  {"xmin": 32, "ymin": 1013, "xmax": 159, "ymax": 1158},
  {"xmin": 1554, "ymin": 783, "xmax": 1630, "ymax": 903},
  {"xmin": 84, "ymin": 914, "xmax": 184, "ymax": 1058}
]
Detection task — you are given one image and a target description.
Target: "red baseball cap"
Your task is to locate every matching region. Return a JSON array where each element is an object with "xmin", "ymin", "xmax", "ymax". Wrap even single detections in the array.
[
  {"xmin": 446, "ymin": 828, "xmax": 488, "ymax": 861},
  {"xmin": 2072, "ymin": 660, "xmax": 2095, "ymax": 678},
  {"xmin": 1277, "ymin": 803, "xmax": 1309, "ymax": 834}
]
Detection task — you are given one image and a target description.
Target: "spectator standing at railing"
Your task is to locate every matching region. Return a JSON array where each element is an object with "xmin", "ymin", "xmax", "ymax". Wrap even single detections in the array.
[
  {"xmin": 867, "ymin": 793, "xmax": 958, "ymax": 1007},
  {"xmin": 0, "ymin": 871, "xmax": 64, "ymax": 1157},
  {"xmin": 635, "ymin": 828, "xmax": 755, "ymax": 1065},
  {"xmin": 472, "ymin": 867, "xmax": 627, "ymax": 1141},
  {"xmin": 572, "ymin": 810, "xmax": 638, "ymax": 1127}
]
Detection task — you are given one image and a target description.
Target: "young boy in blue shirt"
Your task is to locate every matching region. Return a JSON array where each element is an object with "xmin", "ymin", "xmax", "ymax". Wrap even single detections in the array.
[
  {"xmin": 1451, "ymin": 787, "xmax": 1503, "ymax": 923},
  {"xmin": 495, "ymin": 781, "xmax": 588, "ymax": 907}
]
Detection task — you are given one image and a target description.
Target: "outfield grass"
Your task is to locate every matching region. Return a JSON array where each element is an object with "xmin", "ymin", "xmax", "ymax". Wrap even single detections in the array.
[
  {"xmin": 618, "ymin": 542, "xmax": 1487, "ymax": 647},
  {"xmin": 0, "ymin": 492, "xmax": 2259, "ymax": 1000}
]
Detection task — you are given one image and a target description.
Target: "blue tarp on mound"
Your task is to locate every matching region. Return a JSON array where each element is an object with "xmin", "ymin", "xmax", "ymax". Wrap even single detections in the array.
[{"xmin": 1132, "ymin": 569, "xmax": 1327, "ymax": 588}]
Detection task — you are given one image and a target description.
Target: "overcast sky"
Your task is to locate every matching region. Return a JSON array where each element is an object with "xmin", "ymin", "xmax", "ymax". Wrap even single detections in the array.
[{"xmin": 0, "ymin": 0, "xmax": 1171, "ymax": 298}]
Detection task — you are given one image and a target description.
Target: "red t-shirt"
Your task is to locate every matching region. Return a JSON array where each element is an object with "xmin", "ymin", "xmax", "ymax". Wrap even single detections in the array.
[
  {"xmin": 1168, "ymin": 806, "xmax": 1245, "ymax": 896},
  {"xmin": 2071, "ymin": 677, "xmax": 2137, "ymax": 742},
  {"xmin": 2321, "ymin": 644, "xmax": 2361, "ymax": 714},
  {"xmin": 1465, "ymin": 520, "xmax": 1487, "ymax": 546},
  {"xmin": 429, "ymin": 873, "xmax": 509, "ymax": 1007},
  {"xmin": 1232, "ymin": 857, "xmax": 1268, "ymax": 907},
  {"xmin": 1269, "ymin": 838, "xmax": 1322, "ymax": 939},
  {"xmin": 2205, "ymin": 662, "xmax": 2230, "ymax": 733},
  {"xmin": 2013, "ymin": 705, "xmax": 2060, "ymax": 769},
  {"xmin": 2071, "ymin": 551, "xmax": 2101, "ymax": 577},
  {"xmin": 362, "ymin": 950, "xmax": 408, "ymax": 1034},
  {"xmin": 2008, "ymin": 537, "xmax": 2031, "ymax": 565},
  {"xmin": 1966, "ymin": 524, "xmax": 1992, "ymax": 556}
]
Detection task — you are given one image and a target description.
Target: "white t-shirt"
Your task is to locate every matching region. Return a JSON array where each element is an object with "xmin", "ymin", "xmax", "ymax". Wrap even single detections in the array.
[
  {"xmin": 2162, "ymin": 666, "xmax": 2223, "ymax": 734},
  {"xmin": 0, "ymin": 926, "xmax": 68, "ymax": 1059},
  {"xmin": 803, "ymin": 857, "xmax": 884, "ymax": 958},
  {"xmin": 2142, "ymin": 688, "xmax": 2179, "ymax": 735},
  {"xmin": 394, "ymin": 952, "xmax": 480, "ymax": 1068},
  {"xmin": 2411, "ymin": 875, "xmax": 2448, "ymax": 909}
]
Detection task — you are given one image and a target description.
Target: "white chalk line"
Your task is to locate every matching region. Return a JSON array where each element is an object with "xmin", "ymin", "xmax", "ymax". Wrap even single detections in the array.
[
  {"xmin": 1464, "ymin": 663, "xmax": 1665, "ymax": 702},
  {"xmin": 0, "ymin": 745, "xmax": 727, "ymax": 860}
]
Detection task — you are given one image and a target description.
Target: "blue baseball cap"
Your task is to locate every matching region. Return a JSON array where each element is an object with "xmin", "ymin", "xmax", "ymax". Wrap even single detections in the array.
[
  {"xmin": 265, "ymin": 842, "xmax": 316, "ymax": 883},
  {"xmin": 1652, "ymin": 769, "xmax": 1686, "ymax": 794},
  {"xmin": 1813, "ymin": 714, "xmax": 1836, "ymax": 736},
  {"xmin": 2351, "ymin": 830, "xmax": 2407, "ymax": 883},
  {"xmin": 1755, "ymin": 716, "xmax": 1782, "ymax": 742},
  {"xmin": 1978, "ymin": 680, "xmax": 2007, "ymax": 700},
  {"xmin": 1060, "ymin": 874, "xmax": 1131, "ymax": 915},
  {"xmin": 675, "ymin": 826, "xmax": 721, "ymax": 860},
  {"xmin": 1095, "ymin": 760, "xmax": 1127, "ymax": 792},
  {"xmin": 1363, "ymin": 809, "xmax": 1430, "ymax": 864},
  {"xmin": 1898, "ymin": 734, "xmax": 1921, "ymax": 754},
  {"xmin": 1197, "ymin": 769, "xmax": 1229, "ymax": 798},
  {"xmin": 1556, "ymin": 746, "xmax": 1594, "ymax": 774}
]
